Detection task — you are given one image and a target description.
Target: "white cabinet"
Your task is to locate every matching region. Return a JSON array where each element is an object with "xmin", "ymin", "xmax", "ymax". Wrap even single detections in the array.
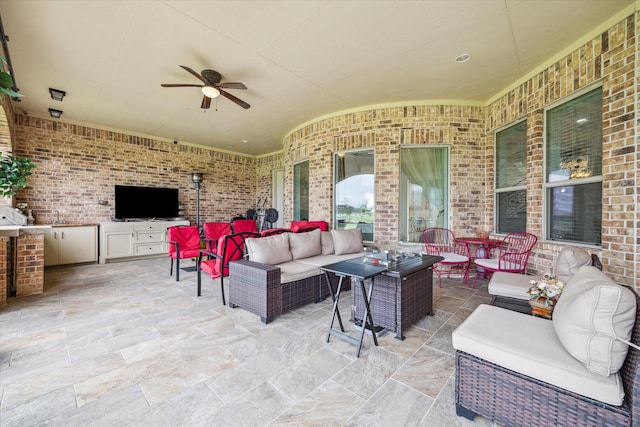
[
  {"xmin": 44, "ymin": 225, "xmax": 98, "ymax": 266},
  {"xmin": 99, "ymin": 220, "xmax": 189, "ymax": 263}
]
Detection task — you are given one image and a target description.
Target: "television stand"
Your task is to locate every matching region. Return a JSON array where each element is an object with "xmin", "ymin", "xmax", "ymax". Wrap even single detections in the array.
[{"xmin": 99, "ymin": 219, "xmax": 189, "ymax": 263}]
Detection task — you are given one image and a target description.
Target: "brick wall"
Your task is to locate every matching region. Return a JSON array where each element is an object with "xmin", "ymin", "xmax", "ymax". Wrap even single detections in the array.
[
  {"xmin": 485, "ymin": 12, "xmax": 638, "ymax": 286},
  {"xmin": 13, "ymin": 116, "xmax": 259, "ymax": 226},
  {"xmin": 283, "ymin": 12, "xmax": 638, "ymax": 287},
  {"xmin": 3, "ymin": 10, "xmax": 638, "ymax": 289}
]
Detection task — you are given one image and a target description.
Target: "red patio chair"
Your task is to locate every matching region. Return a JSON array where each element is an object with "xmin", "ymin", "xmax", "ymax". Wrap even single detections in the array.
[
  {"xmin": 197, "ymin": 231, "xmax": 260, "ymax": 305},
  {"xmin": 422, "ymin": 227, "xmax": 471, "ymax": 287},
  {"xmin": 168, "ymin": 225, "xmax": 202, "ymax": 281},
  {"xmin": 231, "ymin": 218, "xmax": 258, "ymax": 233},
  {"xmin": 202, "ymin": 221, "xmax": 231, "ymax": 252}
]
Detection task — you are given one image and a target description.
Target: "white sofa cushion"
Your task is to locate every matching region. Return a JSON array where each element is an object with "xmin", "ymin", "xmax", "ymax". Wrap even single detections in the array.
[
  {"xmin": 453, "ymin": 304, "xmax": 625, "ymax": 405},
  {"xmin": 277, "ymin": 261, "xmax": 321, "ymax": 284},
  {"xmin": 331, "ymin": 229, "xmax": 364, "ymax": 255},
  {"xmin": 246, "ymin": 233, "xmax": 293, "ymax": 265},
  {"xmin": 487, "ymin": 272, "xmax": 534, "ymax": 300},
  {"xmin": 321, "ymin": 231, "xmax": 334, "ymax": 255},
  {"xmin": 296, "ymin": 252, "xmax": 363, "ymax": 267},
  {"xmin": 553, "ymin": 266, "xmax": 636, "ymax": 376},
  {"xmin": 289, "ymin": 228, "xmax": 322, "ymax": 260},
  {"xmin": 555, "ymin": 246, "xmax": 592, "ymax": 283}
]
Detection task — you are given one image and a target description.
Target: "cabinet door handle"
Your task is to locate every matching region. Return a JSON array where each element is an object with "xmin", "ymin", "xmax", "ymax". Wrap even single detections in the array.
[
  {"xmin": 54, "ymin": 232, "xmax": 58, "ymax": 240},
  {"xmin": 61, "ymin": 232, "xmax": 65, "ymax": 239}
]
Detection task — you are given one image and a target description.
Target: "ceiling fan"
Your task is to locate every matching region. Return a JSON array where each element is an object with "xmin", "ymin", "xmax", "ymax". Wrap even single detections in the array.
[{"xmin": 161, "ymin": 65, "xmax": 250, "ymax": 110}]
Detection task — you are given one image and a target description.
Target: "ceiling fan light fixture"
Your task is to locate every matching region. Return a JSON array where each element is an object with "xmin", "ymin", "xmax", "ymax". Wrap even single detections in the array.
[{"xmin": 201, "ymin": 85, "xmax": 220, "ymax": 98}]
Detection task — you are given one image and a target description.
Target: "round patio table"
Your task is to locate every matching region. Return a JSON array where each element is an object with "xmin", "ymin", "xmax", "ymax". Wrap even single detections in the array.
[{"xmin": 455, "ymin": 236, "xmax": 503, "ymax": 278}]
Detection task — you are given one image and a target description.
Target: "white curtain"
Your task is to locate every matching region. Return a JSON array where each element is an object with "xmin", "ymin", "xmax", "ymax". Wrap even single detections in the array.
[{"xmin": 401, "ymin": 148, "xmax": 447, "ymax": 231}]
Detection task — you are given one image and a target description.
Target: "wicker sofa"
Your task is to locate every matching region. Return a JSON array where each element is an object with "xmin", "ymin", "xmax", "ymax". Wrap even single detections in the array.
[
  {"xmin": 453, "ymin": 266, "xmax": 640, "ymax": 426},
  {"xmin": 228, "ymin": 228, "xmax": 364, "ymax": 323}
]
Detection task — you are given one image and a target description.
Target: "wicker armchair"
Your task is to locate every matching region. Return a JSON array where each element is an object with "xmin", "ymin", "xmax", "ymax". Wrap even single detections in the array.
[{"xmin": 455, "ymin": 287, "xmax": 640, "ymax": 426}]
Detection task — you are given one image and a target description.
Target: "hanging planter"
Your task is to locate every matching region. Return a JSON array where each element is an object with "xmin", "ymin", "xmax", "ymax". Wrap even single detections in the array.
[{"xmin": 0, "ymin": 152, "xmax": 36, "ymax": 198}]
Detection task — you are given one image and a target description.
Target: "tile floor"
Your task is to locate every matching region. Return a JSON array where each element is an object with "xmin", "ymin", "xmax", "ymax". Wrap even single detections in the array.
[{"xmin": 0, "ymin": 257, "xmax": 496, "ymax": 426}]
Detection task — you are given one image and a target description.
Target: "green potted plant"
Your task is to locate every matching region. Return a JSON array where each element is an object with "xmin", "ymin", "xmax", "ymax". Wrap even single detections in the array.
[
  {"xmin": 0, "ymin": 55, "xmax": 23, "ymax": 98},
  {"xmin": 0, "ymin": 152, "xmax": 36, "ymax": 198}
]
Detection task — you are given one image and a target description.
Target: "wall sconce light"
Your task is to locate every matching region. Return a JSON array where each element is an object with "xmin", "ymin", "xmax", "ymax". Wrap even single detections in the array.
[
  {"xmin": 49, "ymin": 88, "xmax": 66, "ymax": 101},
  {"xmin": 48, "ymin": 108, "xmax": 63, "ymax": 118}
]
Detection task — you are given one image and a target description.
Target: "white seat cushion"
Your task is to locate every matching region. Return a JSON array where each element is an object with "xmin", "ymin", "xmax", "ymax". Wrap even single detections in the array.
[
  {"xmin": 488, "ymin": 272, "xmax": 535, "ymax": 300},
  {"xmin": 277, "ymin": 261, "xmax": 321, "ymax": 284},
  {"xmin": 452, "ymin": 304, "xmax": 625, "ymax": 406},
  {"xmin": 475, "ymin": 258, "xmax": 522, "ymax": 271},
  {"xmin": 439, "ymin": 252, "xmax": 468, "ymax": 264},
  {"xmin": 296, "ymin": 252, "xmax": 363, "ymax": 267}
]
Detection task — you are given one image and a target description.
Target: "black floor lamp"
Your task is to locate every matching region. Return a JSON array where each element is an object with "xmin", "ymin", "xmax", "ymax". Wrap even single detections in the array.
[{"xmin": 191, "ymin": 172, "xmax": 203, "ymax": 232}]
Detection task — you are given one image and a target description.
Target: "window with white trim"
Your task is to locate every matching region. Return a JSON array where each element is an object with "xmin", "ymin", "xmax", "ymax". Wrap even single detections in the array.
[
  {"xmin": 545, "ymin": 87, "xmax": 602, "ymax": 245},
  {"xmin": 293, "ymin": 160, "xmax": 309, "ymax": 221},
  {"xmin": 495, "ymin": 120, "xmax": 527, "ymax": 234}
]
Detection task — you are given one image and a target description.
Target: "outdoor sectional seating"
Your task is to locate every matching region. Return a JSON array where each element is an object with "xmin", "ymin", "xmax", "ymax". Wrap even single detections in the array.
[
  {"xmin": 453, "ymin": 266, "xmax": 640, "ymax": 426},
  {"xmin": 228, "ymin": 228, "xmax": 364, "ymax": 323}
]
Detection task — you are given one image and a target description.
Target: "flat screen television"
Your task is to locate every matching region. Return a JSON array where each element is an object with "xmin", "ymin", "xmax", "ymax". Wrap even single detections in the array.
[{"xmin": 114, "ymin": 185, "xmax": 179, "ymax": 220}]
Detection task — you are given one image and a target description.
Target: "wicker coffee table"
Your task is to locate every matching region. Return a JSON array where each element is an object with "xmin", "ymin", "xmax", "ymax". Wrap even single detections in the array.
[{"xmin": 351, "ymin": 254, "xmax": 442, "ymax": 340}]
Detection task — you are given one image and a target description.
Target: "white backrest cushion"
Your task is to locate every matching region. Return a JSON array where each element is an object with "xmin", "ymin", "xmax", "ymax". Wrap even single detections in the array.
[
  {"xmin": 245, "ymin": 233, "xmax": 293, "ymax": 265},
  {"xmin": 289, "ymin": 228, "xmax": 322, "ymax": 259},
  {"xmin": 555, "ymin": 246, "xmax": 592, "ymax": 283},
  {"xmin": 320, "ymin": 231, "xmax": 334, "ymax": 255},
  {"xmin": 553, "ymin": 266, "xmax": 637, "ymax": 376},
  {"xmin": 331, "ymin": 229, "xmax": 364, "ymax": 255}
]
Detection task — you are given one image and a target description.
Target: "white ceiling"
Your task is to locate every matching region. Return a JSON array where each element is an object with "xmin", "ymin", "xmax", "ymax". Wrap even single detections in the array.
[{"xmin": 0, "ymin": 0, "xmax": 633, "ymax": 156}]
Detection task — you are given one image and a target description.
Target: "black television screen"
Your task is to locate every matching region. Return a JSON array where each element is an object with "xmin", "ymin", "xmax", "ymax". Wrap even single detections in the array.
[{"xmin": 115, "ymin": 185, "xmax": 179, "ymax": 219}]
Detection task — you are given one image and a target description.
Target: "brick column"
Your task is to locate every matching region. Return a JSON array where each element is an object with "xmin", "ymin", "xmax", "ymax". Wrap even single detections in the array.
[{"xmin": 15, "ymin": 233, "xmax": 45, "ymax": 297}]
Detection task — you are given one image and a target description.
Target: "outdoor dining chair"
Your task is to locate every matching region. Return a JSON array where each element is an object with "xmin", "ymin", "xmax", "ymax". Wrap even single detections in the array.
[
  {"xmin": 473, "ymin": 232, "xmax": 538, "ymax": 285},
  {"xmin": 422, "ymin": 227, "xmax": 471, "ymax": 287}
]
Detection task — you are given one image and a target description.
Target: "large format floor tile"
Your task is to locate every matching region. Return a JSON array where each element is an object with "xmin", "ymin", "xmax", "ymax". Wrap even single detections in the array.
[{"xmin": 0, "ymin": 257, "xmax": 496, "ymax": 426}]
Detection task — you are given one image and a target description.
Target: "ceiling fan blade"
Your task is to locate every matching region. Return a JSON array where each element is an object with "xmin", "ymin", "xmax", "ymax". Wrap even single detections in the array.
[
  {"xmin": 201, "ymin": 95, "xmax": 211, "ymax": 109},
  {"xmin": 180, "ymin": 65, "xmax": 209, "ymax": 85},
  {"xmin": 161, "ymin": 84, "xmax": 203, "ymax": 87},
  {"xmin": 219, "ymin": 89, "xmax": 250, "ymax": 109},
  {"xmin": 218, "ymin": 82, "xmax": 247, "ymax": 90}
]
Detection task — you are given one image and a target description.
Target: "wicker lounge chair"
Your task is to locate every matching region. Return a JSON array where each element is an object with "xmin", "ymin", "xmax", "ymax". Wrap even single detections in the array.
[{"xmin": 454, "ymin": 277, "xmax": 640, "ymax": 426}]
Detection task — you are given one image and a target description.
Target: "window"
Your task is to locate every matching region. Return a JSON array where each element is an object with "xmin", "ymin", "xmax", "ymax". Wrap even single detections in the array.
[
  {"xmin": 293, "ymin": 161, "xmax": 309, "ymax": 221},
  {"xmin": 495, "ymin": 120, "xmax": 527, "ymax": 234},
  {"xmin": 545, "ymin": 87, "xmax": 602, "ymax": 245},
  {"xmin": 399, "ymin": 147, "xmax": 449, "ymax": 243},
  {"xmin": 334, "ymin": 150, "xmax": 374, "ymax": 241}
]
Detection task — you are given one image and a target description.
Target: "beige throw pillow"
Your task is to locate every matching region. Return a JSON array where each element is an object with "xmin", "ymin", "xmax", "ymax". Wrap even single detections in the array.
[
  {"xmin": 554, "ymin": 246, "xmax": 592, "ymax": 283},
  {"xmin": 245, "ymin": 233, "xmax": 293, "ymax": 265},
  {"xmin": 331, "ymin": 229, "xmax": 364, "ymax": 255},
  {"xmin": 289, "ymin": 228, "xmax": 322, "ymax": 259},
  {"xmin": 321, "ymin": 231, "xmax": 334, "ymax": 255},
  {"xmin": 552, "ymin": 266, "xmax": 637, "ymax": 376}
]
